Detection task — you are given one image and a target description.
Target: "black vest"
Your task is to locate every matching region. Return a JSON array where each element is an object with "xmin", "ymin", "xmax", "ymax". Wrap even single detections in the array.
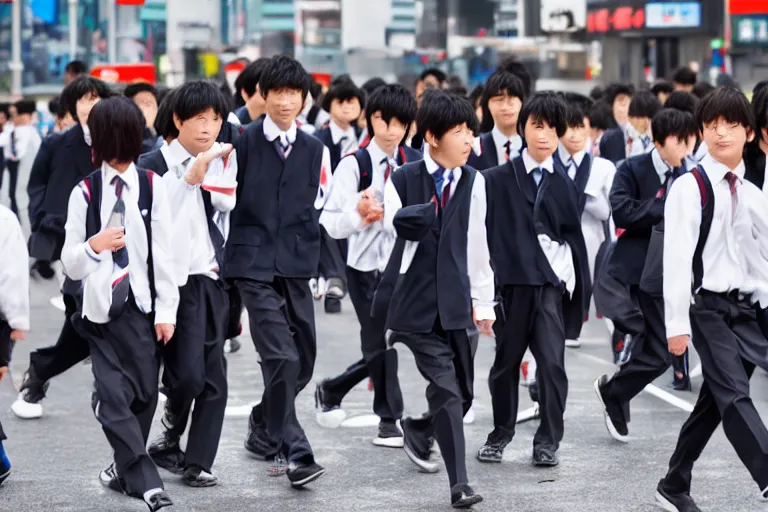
[
  {"xmin": 225, "ymin": 119, "xmax": 324, "ymax": 282},
  {"xmin": 383, "ymin": 161, "xmax": 476, "ymax": 333},
  {"xmin": 137, "ymin": 148, "xmax": 169, "ymax": 176},
  {"xmin": 315, "ymin": 127, "xmax": 343, "ymax": 171},
  {"xmin": 553, "ymin": 151, "xmax": 593, "ymax": 214},
  {"xmin": 467, "ymin": 132, "xmax": 497, "ymax": 171}
]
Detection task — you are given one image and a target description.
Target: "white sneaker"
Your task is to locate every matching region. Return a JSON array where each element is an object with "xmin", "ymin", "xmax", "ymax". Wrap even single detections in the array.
[
  {"xmin": 516, "ymin": 403, "xmax": 540, "ymax": 424},
  {"xmin": 463, "ymin": 405, "xmax": 476, "ymax": 425},
  {"xmin": 313, "ymin": 277, "xmax": 326, "ymax": 300},
  {"xmin": 565, "ymin": 338, "xmax": 581, "ymax": 348},
  {"xmin": 315, "ymin": 408, "xmax": 347, "ymax": 429},
  {"xmin": 11, "ymin": 394, "xmax": 43, "ymax": 419},
  {"xmin": 49, "ymin": 296, "xmax": 66, "ymax": 312}
]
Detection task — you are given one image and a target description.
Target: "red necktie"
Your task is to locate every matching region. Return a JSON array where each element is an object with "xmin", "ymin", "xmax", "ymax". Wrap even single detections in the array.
[
  {"xmin": 626, "ymin": 136, "xmax": 633, "ymax": 157},
  {"xmin": 441, "ymin": 171, "xmax": 454, "ymax": 209},
  {"xmin": 725, "ymin": 171, "xmax": 740, "ymax": 216}
]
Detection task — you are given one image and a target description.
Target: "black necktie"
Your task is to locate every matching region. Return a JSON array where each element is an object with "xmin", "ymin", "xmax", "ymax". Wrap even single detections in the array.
[
  {"xmin": 504, "ymin": 141, "xmax": 511, "ymax": 162},
  {"xmin": 10, "ymin": 131, "xmax": 17, "ymax": 158},
  {"xmin": 108, "ymin": 176, "xmax": 130, "ymax": 319}
]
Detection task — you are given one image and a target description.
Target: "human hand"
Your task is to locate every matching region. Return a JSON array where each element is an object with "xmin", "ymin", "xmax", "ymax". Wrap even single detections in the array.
[
  {"xmin": 10, "ymin": 330, "xmax": 26, "ymax": 341},
  {"xmin": 186, "ymin": 144, "xmax": 234, "ymax": 185},
  {"xmin": 358, "ymin": 188, "xmax": 382, "ymax": 225},
  {"xmin": 89, "ymin": 227, "xmax": 125, "ymax": 253},
  {"xmin": 473, "ymin": 308, "xmax": 494, "ymax": 337},
  {"xmin": 668, "ymin": 335, "xmax": 689, "ymax": 356},
  {"xmin": 155, "ymin": 324, "xmax": 175, "ymax": 345}
]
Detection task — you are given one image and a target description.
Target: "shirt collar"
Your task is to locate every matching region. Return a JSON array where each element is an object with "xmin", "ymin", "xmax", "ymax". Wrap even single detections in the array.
[
  {"xmin": 82, "ymin": 124, "xmax": 92, "ymax": 147},
  {"xmin": 329, "ymin": 120, "xmax": 356, "ymax": 145},
  {"xmin": 424, "ymin": 149, "xmax": 458, "ymax": 177},
  {"xmin": 700, "ymin": 153, "xmax": 745, "ymax": 185},
  {"xmin": 651, "ymin": 148, "xmax": 673, "ymax": 180},
  {"xmin": 491, "ymin": 126, "xmax": 522, "ymax": 152},
  {"xmin": 166, "ymin": 139, "xmax": 196, "ymax": 168},
  {"xmin": 102, "ymin": 161, "xmax": 138, "ymax": 189},
  {"xmin": 522, "ymin": 148, "xmax": 554, "ymax": 174},
  {"xmin": 367, "ymin": 138, "xmax": 396, "ymax": 166},
  {"xmin": 263, "ymin": 114, "xmax": 297, "ymax": 144},
  {"xmin": 558, "ymin": 143, "xmax": 586, "ymax": 168}
]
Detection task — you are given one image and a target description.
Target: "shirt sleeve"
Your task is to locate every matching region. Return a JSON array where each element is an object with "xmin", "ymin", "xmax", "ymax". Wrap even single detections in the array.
[
  {"xmin": 314, "ymin": 146, "xmax": 333, "ymax": 211},
  {"xmin": 320, "ymin": 155, "xmax": 366, "ymax": 239},
  {"xmin": 0, "ymin": 208, "xmax": 30, "ymax": 331},
  {"xmin": 205, "ymin": 148, "xmax": 238, "ymax": 213},
  {"xmin": 383, "ymin": 175, "xmax": 402, "ymax": 237},
  {"xmin": 663, "ymin": 173, "xmax": 700, "ymax": 338},
  {"xmin": 61, "ymin": 184, "xmax": 109, "ymax": 282},
  {"xmin": 148, "ymin": 176, "xmax": 180, "ymax": 325},
  {"xmin": 467, "ymin": 173, "xmax": 495, "ymax": 321},
  {"xmin": 583, "ymin": 160, "xmax": 615, "ymax": 222}
]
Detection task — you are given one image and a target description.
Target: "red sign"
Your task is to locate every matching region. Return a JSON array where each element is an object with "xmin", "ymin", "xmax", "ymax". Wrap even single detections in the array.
[
  {"xmin": 588, "ymin": 6, "xmax": 645, "ymax": 33},
  {"xmin": 116, "ymin": 0, "xmax": 146, "ymax": 4},
  {"xmin": 90, "ymin": 63, "xmax": 156, "ymax": 85},
  {"xmin": 730, "ymin": 0, "xmax": 768, "ymax": 16}
]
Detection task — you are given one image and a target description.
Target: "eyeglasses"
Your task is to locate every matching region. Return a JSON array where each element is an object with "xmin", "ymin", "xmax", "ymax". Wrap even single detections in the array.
[{"xmin": 703, "ymin": 122, "xmax": 741, "ymax": 133}]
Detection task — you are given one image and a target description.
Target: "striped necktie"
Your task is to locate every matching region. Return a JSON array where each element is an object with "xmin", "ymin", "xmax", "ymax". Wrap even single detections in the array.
[
  {"xmin": 274, "ymin": 133, "xmax": 292, "ymax": 160},
  {"xmin": 108, "ymin": 175, "xmax": 130, "ymax": 319},
  {"xmin": 441, "ymin": 170, "xmax": 454, "ymax": 208}
]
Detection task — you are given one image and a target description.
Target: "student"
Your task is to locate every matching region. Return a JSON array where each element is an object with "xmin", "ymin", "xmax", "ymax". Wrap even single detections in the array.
[
  {"xmin": 496, "ymin": 56, "xmax": 534, "ymax": 98},
  {"xmin": 692, "ymin": 81, "xmax": 716, "ymax": 99},
  {"xmin": 138, "ymin": 82, "xmax": 234, "ymax": 487},
  {"xmin": 0, "ymin": 99, "xmax": 42, "ymax": 216},
  {"xmin": 554, "ymin": 100, "xmax": 617, "ymax": 348},
  {"xmin": 651, "ymin": 81, "xmax": 674, "ymax": 106},
  {"xmin": 61, "ymin": 96, "xmax": 177, "ymax": 511},
  {"xmin": 232, "ymin": 58, "xmax": 270, "ymax": 126},
  {"xmin": 588, "ymin": 102, "xmax": 617, "ymax": 157},
  {"xmin": 600, "ymin": 91, "xmax": 662, "ymax": 166},
  {"xmin": 603, "ymin": 83, "xmax": 635, "ymax": 129},
  {"xmin": 671, "ymin": 66, "xmax": 697, "ymax": 92},
  {"xmin": 315, "ymin": 84, "xmax": 416, "ymax": 442},
  {"xmin": 227, "ymin": 55, "xmax": 330, "ymax": 488},
  {"xmin": 665, "ymin": 91, "xmax": 708, "ymax": 181},
  {"xmin": 64, "ymin": 60, "xmax": 87, "ymax": 84},
  {"xmin": 47, "ymin": 96, "xmax": 75, "ymax": 134},
  {"xmin": 745, "ymin": 86, "xmax": 768, "ymax": 190},
  {"xmin": 655, "ymin": 86, "xmax": 768, "ymax": 512},
  {"xmin": 594, "ymin": 108, "xmax": 698, "ymax": 442},
  {"xmin": 415, "ymin": 68, "xmax": 447, "ymax": 106},
  {"xmin": 467, "ymin": 70, "xmax": 525, "ymax": 170},
  {"xmin": 124, "ymin": 82, "xmax": 161, "ymax": 153},
  {"xmin": 152, "ymin": 88, "xmax": 180, "ymax": 148},
  {"xmin": 13, "ymin": 77, "xmax": 113, "ymax": 420},
  {"xmin": 0, "ymin": 202, "xmax": 30, "ymax": 486},
  {"xmin": 378, "ymin": 89, "xmax": 491, "ymax": 508},
  {"xmin": 477, "ymin": 92, "xmax": 588, "ymax": 468}
]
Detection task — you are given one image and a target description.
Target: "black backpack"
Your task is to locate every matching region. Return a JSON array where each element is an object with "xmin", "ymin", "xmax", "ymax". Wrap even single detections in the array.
[{"xmin": 353, "ymin": 146, "xmax": 414, "ymax": 192}]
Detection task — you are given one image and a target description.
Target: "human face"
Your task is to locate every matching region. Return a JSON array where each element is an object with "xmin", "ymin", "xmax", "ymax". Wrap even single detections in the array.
[
  {"xmin": 132, "ymin": 91, "xmax": 158, "ymax": 128},
  {"xmin": 58, "ymin": 112, "xmax": 76, "ymax": 132},
  {"xmin": 76, "ymin": 91, "xmax": 101, "ymax": 125},
  {"xmin": 524, "ymin": 116, "xmax": 560, "ymax": 163},
  {"xmin": 488, "ymin": 92, "xmax": 522, "ymax": 135},
  {"xmin": 655, "ymin": 135, "xmax": 691, "ymax": 167},
  {"xmin": 613, "ymin": 93, "xmax": 631, "ymax": 126},
  {"xmin": 330, "ymin": 98, "xmax": 362, "ymax": 128},
  {"xmin": 561, "ymin": 124, "xmax": 588, "ymax": 155},
  {"xmin": 264, "ymin": 88, "xmax": 303, "ymax": 131},
  {"xmin": 244, "ymin": 84, "xmax": 266, "ymax": 114},
  {"xmin": 629, "ymin": 116, "xmax": 650, "ymax": 135},
  {"xmin": 427, "ymin": 122, "xmax": 473, "ymax": 169},
  {"xmin": 0, "ymin": 112, "xmax": 6, "ymax": 125},
  {"xmin": 416, "ymin": 77, "xmax": 440, "ymax": 105},
  {"xmin": 674, "ymin": 82, "xmax": 693, "ymax": 93},
  {"xmin": 702, "ymin": 117, "xmax": 753, "ymax": 168},
  {"xmin": 369, "ymin": 111, "xmax": 407, "ymax": 156},
  {"xmin": 174, "ymin": 107, "xmax": 223, "ymax": 156}
]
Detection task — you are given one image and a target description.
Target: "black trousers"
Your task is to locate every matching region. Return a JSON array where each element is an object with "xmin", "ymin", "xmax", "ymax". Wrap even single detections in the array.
[
  {"xmin": 0, "ymin": 160, "xmax": 19, "ymax": 215},
  {"xmin": 488, "ymin": 285, "xmax": 567, "ymax": 452},
  {"xmin": 162, "ymin": 276, "xmax": 229, "ymax": 472},
  {"xmin": 663, "ymin": 292, "xmax": 768, "ymax": 494},
  {"xmin": 322, "ymin": 267, "xmax": 403, "ymax": 422},
  {"xmin": 318, "ymin": 227, "xmax": 346, "ymax": 282},
  {"xmin": 72, "ymin": 299, "xmax": 162, "ymax": 496},
  {"xmin": 393, "ymin": 320, "xmax": 477, "ymax": 490},
  {"xmin": 237, "ymin": 278, "xmax": 316, "ymax": 463},
  {"xmin": 603, "ymin": 289, "xmax": 672, "ymax": 405},
  {"xmin": 29, "ymin": 293, "xmax": 90, "ymax": 382}
]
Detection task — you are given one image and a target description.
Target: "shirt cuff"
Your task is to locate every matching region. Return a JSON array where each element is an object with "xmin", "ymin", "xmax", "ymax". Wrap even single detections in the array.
[
  {"xmin": 473, "ymin": 302, "xmax": 496, "ymax": 322},
  {"xmin": 7, "ymin": 316, "xmax": 29, "ymax": 332},
  {"xmin": 665, "ymin": 318, "xmax": 691, "ymax": 339},
  {"xmin": 154, "ymin": 308, "xmax": 177, "ymax": 326},
  {"xmin": 84, "ymin": 239, "xmax": 106, "ymax": 262}
]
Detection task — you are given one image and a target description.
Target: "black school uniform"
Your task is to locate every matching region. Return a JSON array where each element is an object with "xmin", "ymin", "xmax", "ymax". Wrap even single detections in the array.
[
  {"xmin": 61, "ymin": 162, "xmax": 179, "ymax": 499},
  {"xmin": 481, "ymin": 150, "xmax": 588, "ymax": 459},
  {"xmin": 376, "ymin": 152, "xmax": 494, "ymax": 497},
  {"xmin": 599, "ymin": 126, "xmax": 627, "ymax": 165},
  {"xmin": 659, "ymin": 154, "xmax": 768, "ymax": 500},
  {"xmin": 226, "ymin": 115, "xmax": 327, "ymax": 473},
  {"xmin": 467, "ymin": 129, "xmax": 523, "ymax": 171}
]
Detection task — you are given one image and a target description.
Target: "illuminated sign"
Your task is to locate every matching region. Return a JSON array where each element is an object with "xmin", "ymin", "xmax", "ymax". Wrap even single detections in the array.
[{"xmin": 645, "ymin": 3, "xmax": 701, "ymax": 28}]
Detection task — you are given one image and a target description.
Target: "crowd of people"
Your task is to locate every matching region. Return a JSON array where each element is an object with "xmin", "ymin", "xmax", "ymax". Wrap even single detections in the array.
[{"xmin": 0, "ymin": 54, "xmax": 767, "ymax": 512}]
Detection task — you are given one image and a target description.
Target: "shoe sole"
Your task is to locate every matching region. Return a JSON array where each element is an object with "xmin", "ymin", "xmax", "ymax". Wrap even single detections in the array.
[
  {"xmin": 315, "ymin": 409, "xmax": 346, "ymax": 429},
  {"xmin": 404, "ymin": 444, "xmax": 440, "ymax": 473},
  {"xmin": 289, "ymin": 468, "xmax": 325, "ymax": 488},
  {"xmin": 452, "ymin": 494, "xmax": 483, "ymax": 509},
  {"xmin": 373, "ymin": 437, "xmax": 404, "ymax": 448},
  {"xmin": 243, "ymin": 440, "xmax": 271, "ymax": 461},
  {"xmin": 184, "ymin": 478, "xmax": 218, "ymax": 488},
  {"xmin": 654, "ymin": 490, "xmax": 681, "ymax": 512},
  {"xmin": 532, "ymin": 458, "xmax": 559, "ymax": 467},
  {"xmin": 593, "ymin": 378, "xmax": 629, "ymax": 444},
  {"xmin": 11, "ymin": 400, "xmax": 43, "ymax": 419},
  {"xmin": 565, "ymin": 340, "xmax": 581, "ymax": 348}
]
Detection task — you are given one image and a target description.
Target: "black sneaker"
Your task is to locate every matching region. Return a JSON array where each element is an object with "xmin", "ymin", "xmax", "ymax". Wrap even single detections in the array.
[
  {"xmin": 98, "ymin": 463, "xmax": 136, "ymax": 497},
  {"xmin": 402, "ymin": 418, "xmax": 439, "ymax": 473},
  {"xmin": 182, "ymin": 465, "xmax": 218, "ymax": 488},
  {"xmin": 148, "ymin": 434, "xmax": 185, "ymax": 475},
  {"xmin": 655, "ymin": 479, "xmax": 701, "ymax": 512},
  {"xmin": 244, "ymin": 420, "xmax": 278, "ymax": 460},
  {"xmin": 286, "ymin": 461, "xmax": 325, "ymax": 488},
  {"xmin": 594, "ymin": 375, "xmax": 629, "ymax": 442},
  {"xmin": 314, "ymin": 382, "xmax": 346, "ymax": 428},
  {"xmin": 324, "ymin": 297, "xmax": 341, "ymax": 314},
  {"xmin": 532, "ymin": 447, "xmax": 559, "ymax": 467},
  {"xmin": 372, "ymin": 421, "xmax": 404, "ymax": 448},
  {"xmin": 451, "ymin": 484, "xmax": 483, "ymax": 509},
  {"xmin": 145, "ymin": 489, "xmax": 173, "ymax": 511},
  {"xmin": 20, "ymin": 367, "xmax": 48, "ymax": 401}
]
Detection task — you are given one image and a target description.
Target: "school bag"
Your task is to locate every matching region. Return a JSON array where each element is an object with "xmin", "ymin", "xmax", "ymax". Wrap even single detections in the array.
[{"xmin": 353, "ymin": 146, "xmax": 414, "ymax": 192}]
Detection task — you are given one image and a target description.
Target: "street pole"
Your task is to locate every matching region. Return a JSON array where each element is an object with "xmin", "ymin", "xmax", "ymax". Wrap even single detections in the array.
[
  {"xmin": 107, "ymin": 0, "xmax": 117, "ymax": 63},
  {"xmin": 10, "ymin": 0, "xmax": 23, "ymax": 98},
  {"xmin": 68, "ymin": 0, "xmax": 79, "ymax": 61}
]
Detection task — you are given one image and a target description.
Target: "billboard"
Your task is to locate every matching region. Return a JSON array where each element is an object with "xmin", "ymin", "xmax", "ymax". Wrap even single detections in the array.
[{"xmin": 541, "ymin": 0, "xmax": 588, "ymax": 33}]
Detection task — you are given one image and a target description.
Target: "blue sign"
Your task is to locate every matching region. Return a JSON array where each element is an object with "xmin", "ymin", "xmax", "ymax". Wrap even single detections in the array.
[
  {"xmin": 645, "ymin": 2, "xmax": 701, "ymax": 29},
  {"xmin": 30, "ymin": 0, "xmax": 58, "ymax": 25}
]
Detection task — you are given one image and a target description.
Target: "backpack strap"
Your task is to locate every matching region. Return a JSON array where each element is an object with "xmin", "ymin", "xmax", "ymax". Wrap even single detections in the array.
[
  {"xmin": 355, "ymin": 148, "xmax": 374, "ymax": 192},
  {"xmin": 137, "ymin": 169, "xmax": 156, "ymax": 310},
  {"xmin": 84, "ymin": 170, "xmax": 103, "ymax": 240},
  {"xmin": 690, "ymin": 166, "xmax": 715, "ymax": 293}
]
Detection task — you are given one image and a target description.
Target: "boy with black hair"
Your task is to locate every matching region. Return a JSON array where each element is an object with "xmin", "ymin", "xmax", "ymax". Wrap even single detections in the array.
[
  {"xmin": 594, "ymin": 108, "xmax": 698, "ymax": 443},
  {"xmin": 600, "ymin": 91, "xmax": 662, "ymax": 166},
  {"xmin": 665, "ymin": 91, "xmax": 708, "ymax": 170},
  {"xmin": 588, "ymin": 102, "xmax": 617, "ymax": 157},
  {"xmin": 314, "ymin": 84, "xmax": 417, "ymax": 442},
  {"xmin": 468, "ymin": 70, "xmax": 525, "ymax": 170},
  {"xmin": 153, "ymin": 88, "xmax": 180, "ymax": 146},
  {"xmin": 603, "ymin": 83, "xmax": 635, "ymax": 128},
  {"xmin": 692, "ymin": 81, "xmax": 716, "ymax": 99},
  {"xmin": 655, "ymin": 86, "xmax": 768, "ymax": 512},
  {"xmin": 651, "ymin": 81, "xmax": 674, "ymax": 105},
  {"xmin": 228, "ymin": 54, "xmax": 331, "ymax": 488},
  {"xmin": 671, "ymin": 66, "xmax": 697, "ymax": 92},
  {"xmin": 415, "ymin": 68, "xmax": 447, "ymax": 106},
  {"xmin": 125, "ymin": 82, "xmax": 161, "ymax": 153},
  {"xmin": 496, "ymin": 56, "xmax": 533, "ymax": 98},
  {"xmin": 0, "ymin": 99, "xmax": 41, "ymax": 216},
  {"xmin": 64, "ymin": 60, "xmax": 87, "ymax": 84},
  {"xmin": 47, "ymin": 96, "xmax": 74, "ymax": 134},
  {"xmin": 62, "ymin": 96, "xmax": 177, "ymax": 511},
  {"xmin": 139, "ymin": 81, "xmax": 235, "ymax": 487},
  {"xmin": 477, "ymin": 92, "xmax": 588, "ymax": 468},
  {"xmin": 378, "ymin": 89, "xmax": 491, "ymax": 508},
  {"xmin": 232, "ymin": 58, "xmax": 270, "ymax": 126},
  {"xmin": 469, "ymin": 84, "xmax": 484, "ymax": 124}
]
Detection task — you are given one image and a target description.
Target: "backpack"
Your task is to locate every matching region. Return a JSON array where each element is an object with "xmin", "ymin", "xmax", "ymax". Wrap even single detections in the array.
[{"xmin": 354, "ymin": 146, "xmax": 411, "ymax": 192}]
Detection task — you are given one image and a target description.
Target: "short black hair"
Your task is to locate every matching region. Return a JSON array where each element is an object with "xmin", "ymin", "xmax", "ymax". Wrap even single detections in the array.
[
  {"xmin": 692, "ymin": 81, "xmax": 715, "ymax": 99},
  {"xmin": 469, "ymin": 84, "xmax": 484, "ymax": 107},
  {"xmin": 154, "ymin": 87, "xmax": 180, "ymax": 140},
  {"xmin": 234, "ymin": 58, "xmax": 271, "ymax": 103},
  {"xmin": 417, "ymin": 89, "xmax": 477, "ymax": 140},
  {"xmin": 517, "ymin": 92, "xmax": 568, "ymax": 138},
  {"xmin": 672, "ymin": 66, "xmax": 697, "ymax": 87},
  {"xmin": 589, "ymin": 86, "xmax": 604, "ymax": 101},
  {"xmin": 13, "ymin": 99, "xmax": 36, "ymax": 115},
  {"xmin": 60, "ymin": 76, "xmax": 113, "ymax": 121},
  {"xmin": 479, "ymin": 71, "xmax": 526, "ymax": 133},
  {"xmin": 753, "ymin": 86, "xmax": 768, "ymax": 140},
  {"xmin": 496, "ymin": 56, "xmax": 533, "ymax": 98},
  {"xmin": 628, "ymin": 90, "xmax": 662, "ymax": 119},
  {"xmin": 754, "ymin": 80, "xmax": 768, "ymax": 98},
  {"xmin": 365, "ymin": 84, "xmax": 417, "ymax": 142},
  {"xmin": 651, "ymin": 109, "xmax": 697, "ymax": 145},
  {"xmin": 48, "ymin": 97, "xmax": 61, "ymax": 117},
  {"xmin": 309, "ymin": 79, "xmax": 323, "ymax": 101},
  {"xmin": 651, "ymin": 81, "xmax": 674, "ymax": 97},
  {"xmin": 603, "ymin": 83, "xmax": 635, "ymax": 107},
  {"xmin": 695, "ymin": 86, "xmax": 755, "ymax": 132},
  {"xmin": 259, "ymin": 55, "xmax": 310, "ymax": 101},
  {"xmin": 65, "ymin": 60, "xmax": 88, "ymax": 75},
  {"xmin": 419, "ymin": 68, "xmax": 447, "ymax": 84},
  {"xmin": 664, "ymin": 91, "xmax": 699, "ymax": 115},
  {"xmin": 562, "ymin": 93, "xmax": 593, "ymax": 128},
  {"xmin": 173, "ymin": 80, "xmax": 230, "ymax": 123},
  {"xmin": 322, "ymin": 79, "xmax": 366, "ymax": 112},
  {"xmin": 588, "ymin": 102, "xmax": 617, "ymax": 131},
  {"xmin": 156, "ymin": 86, "xmax": 171, "ymax": 105},
  {"xmin": 88, "ymin": 96, "xmax": 144, "ymax": 166},
  {"xmin": 362, "ymin": 77, "xmax": 387, "ymax": 96},
  {"xmin": 0, "ymin": 103, "xmax": 9, "ymax": 118},
  {"xmin": 124, "ymin": 82, "xmax": 158, "ymax": 101}
]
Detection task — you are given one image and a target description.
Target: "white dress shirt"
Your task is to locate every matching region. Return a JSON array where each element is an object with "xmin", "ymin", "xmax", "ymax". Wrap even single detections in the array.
[
  {"xmin": 522, "ymin": 149, "xmax": 576, "ymax": 296},
  {"xmin": 664, "ymin": 154, "xmax": 754, "ymax": 338},
  {"xmin": 263, "ymin": 115, "xmax": 333, "ymax": 211},
  {"xmin": 329, "ymin": 119, "xmax": 359, "ymax": 156},
  {"xmin": 383, "ymin": 150, "xmax": 495, "ymax": 321},
  {"xmin": 471, "ymin": 126, "xmax": 522, "ymax": 166},
  {"xmin": 161, "ymin": 140, "xmax": 238, "ymax": 286},
  {"xmin": 625, "ymin": 123, "xmax": 653, "ymax": 158},
  {"xmin": 0, "ymin": 124, "xmax": 42, "ymax": 185},
  {"xmin": 0, "ymin": 205, "xmax": 29, "ymax": 331},
  {"xmin": 320, "ymin": 138, "xmax": 396, "ymax": 272},
  {"xmin": 61, "ymin": 162, "xmax": 179, "ymax": 325}
]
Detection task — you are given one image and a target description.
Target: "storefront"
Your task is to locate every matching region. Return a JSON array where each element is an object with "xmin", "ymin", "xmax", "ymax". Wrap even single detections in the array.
[
  {"xmin": 585, "ymin": 0, "xmax": 724, "ymax": 84},
  {"xmin": 728, "ymin": 0, "xmax": 768, "ymax": 87}
]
